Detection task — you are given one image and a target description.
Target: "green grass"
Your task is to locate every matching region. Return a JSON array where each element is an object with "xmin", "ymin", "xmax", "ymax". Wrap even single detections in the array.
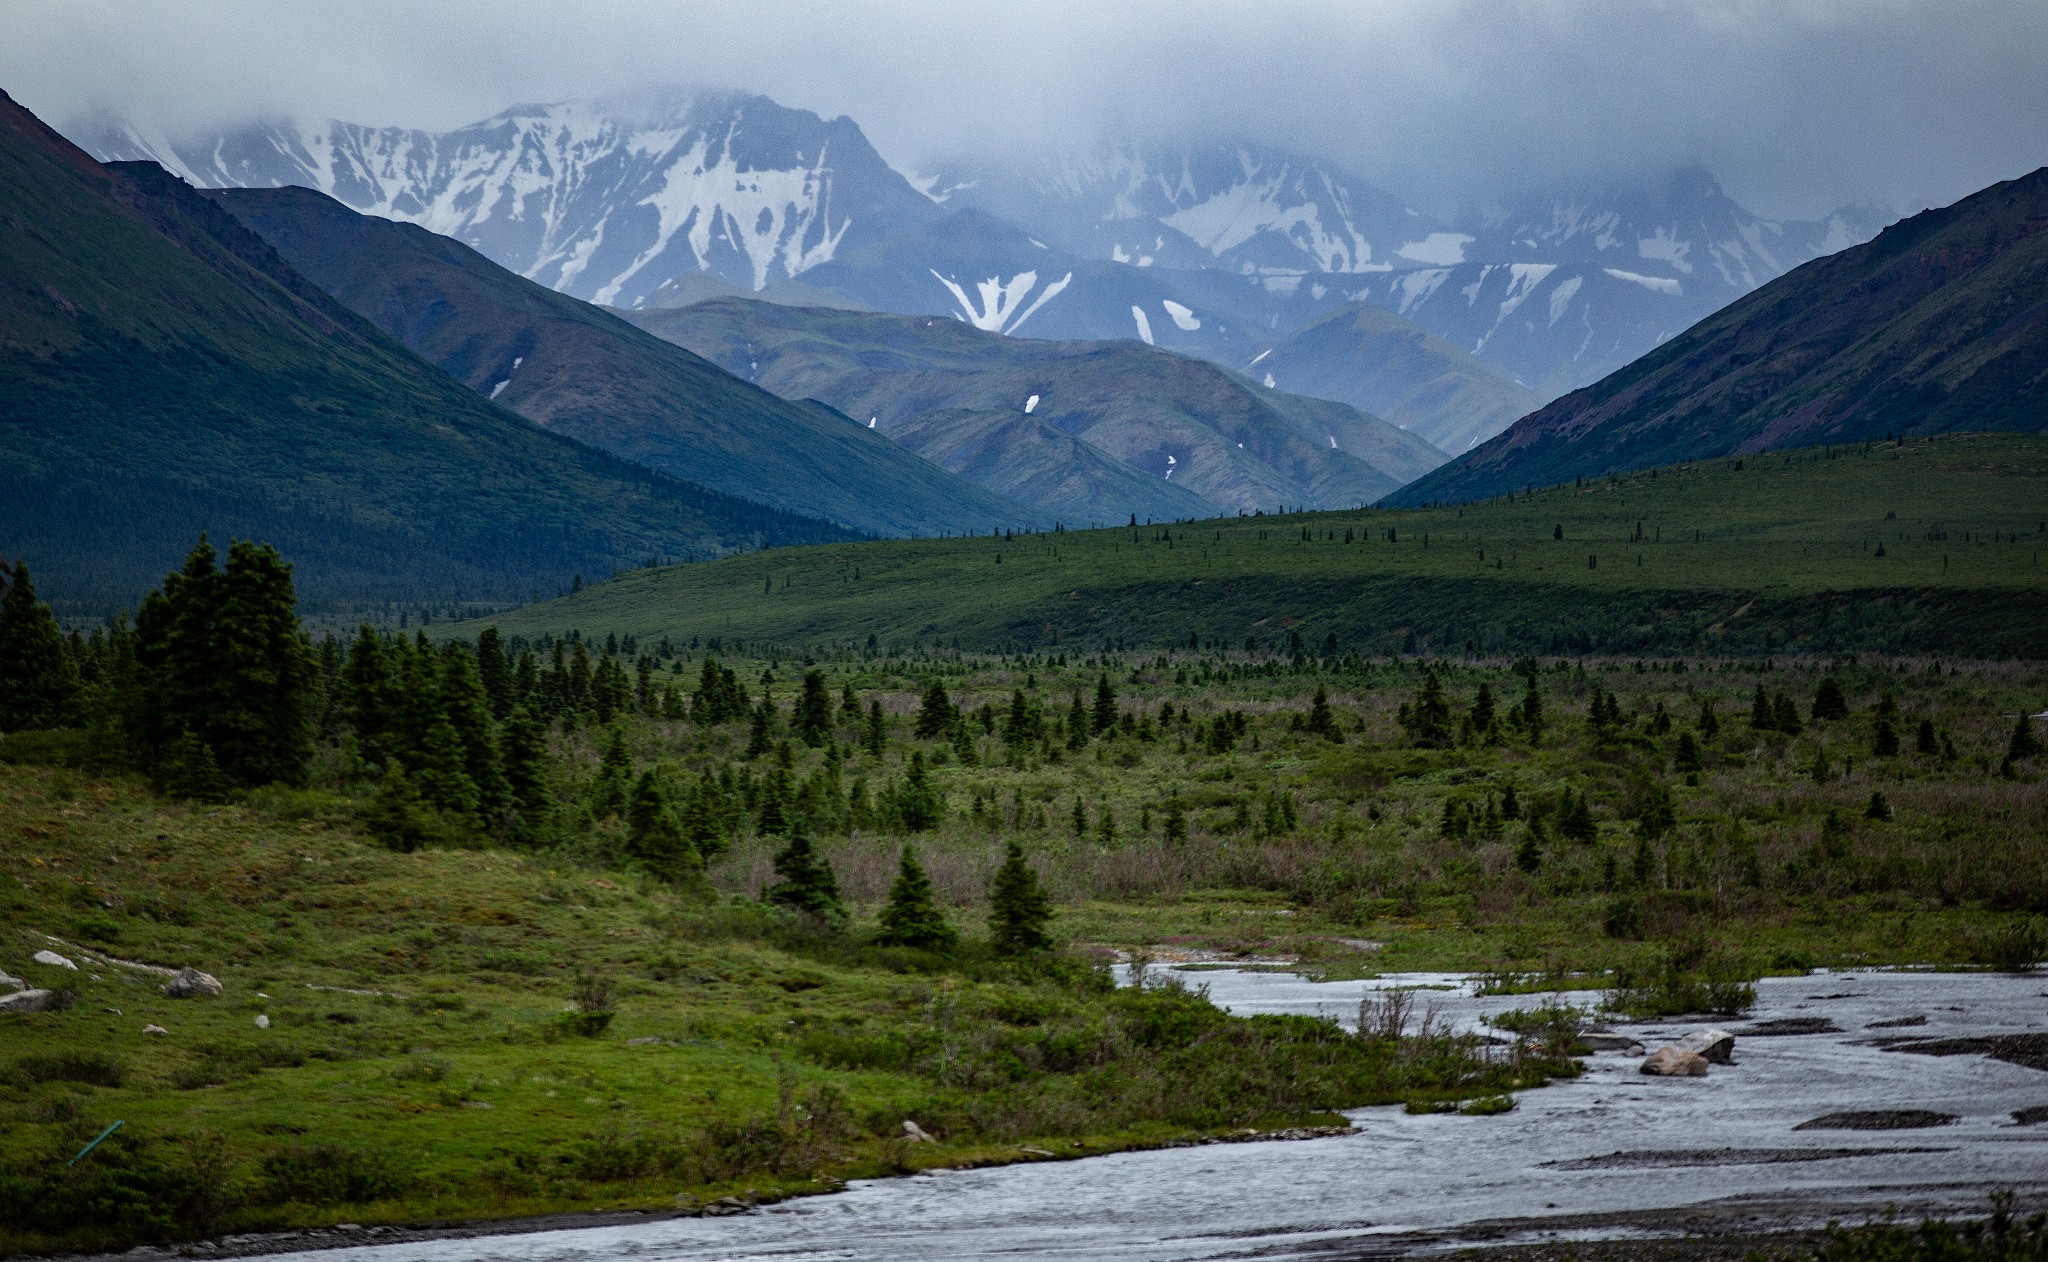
[
  {"xmin": 0, "ymin": 765, "xmax": 1569, "ymax": 1256},
  {"xmin": 464, "ymin": 432, "xmax": 2048, "ymax": 657}
]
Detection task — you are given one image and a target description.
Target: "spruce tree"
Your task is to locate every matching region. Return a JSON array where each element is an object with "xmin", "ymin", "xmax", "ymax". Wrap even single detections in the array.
[
  {"xmin": 680, "ymin": 773, "xmax": 728, "ymax": 861},
  {"xmin": 1812, "ymin": 678, "xmax": 1850, "ymax": 722},
  {"xmin": 913, "ymin": 678, "xmax": 955, "ymax": 739},
  {"xmin": 590, "ymin": 726, "xmax": 632, "ymax": 818},
  {"xmin": 864, "ymin": 699, "xmax": 887, "ymax": 756},
  {"xmin": 892, "ymin": 750, "xmax": 943, "ymax": 831},
  {"xmin": 345, "ymin": 627, "xmax": 398, "ymax": 767},
  {"xmin": 440, "ymin": 644, "xmax": 507, "ymax": 819},
  {"xmin": 796, "ymin": 669, "xmax": 833, "ymax": 747},
  {"xmin": 1697, "ymin": 698, "xmax": 1720, "ymax": 741},
  {"xmin": 1915, "ymin": 718, "xmax": 1940, "ymax": 755},
  {"xmin": 746, "ymin": 696, "xmax": 775, "ymax": 758},
  {"xmin": 1066, "ymin": 690, "xmax": 1088, "ymax": 750},
  {"xmin": 0, "ymin": 561, "xmax": 79, "ymax": 731},
  {"xmin": 1306, "ymin": 684, "xmax": 1336, "ymax": 739},
  {"xmin": 1400, "ymin": 670, "xmax": 1453, "ymax": 747},
  {"xmin": 366, "ymin": 763, "xmax": 439, "ymax": 852},
  {"xmin": 413, "ymin": 716, "xmax": 482, "ymax": 825},
  {"xmin": 1092, "ymin": 672, "xmax": 1118, "ymax": 734},
  {"xmin": 626, "ymin": 769, "xmax": 704, "ymax": 885},
  {"xmin": 1773, "ymin": 692, "xmax": 1804, "ymax": 736},
  {"xmin": 1468, "ymin": 681, "xmax": 1497, "ymax": 743},
  {"xmin": 498, "ymin": 705, "xmax": 552, "ymax": 843},
  {"xmin": 1748, "ymin": 684, "xmax": 1773, "ymax": 730},
  {"xmin": 1519, "ymin": 678, "xmax": 1544, "ymax": 745},
  {"xmin": 475, "ymin": 627, "xmax": 513, "ymax": 719},
  {"xmin": 2010, "ymin": 714, "xmax": 2042, "ymax": 762},
  {"xmin": 212, "ymin": 540, "xmax": 317, "ymax": 787},
  {"xmin": 766, "ymin": 827, "xmax": 843, "ymax": 922},
  {"xmin": 1873, "ymin": 713, "xmax": 1901, "ymax": 756},
  {"xmin": 875, "ymin": 844, "xmax": 956, "ymax": 951},
  {"xmin": 989, "ymin": 840, "xmax": 1053, "ymax": 956},
  {"xmin": 157, "ymin": 730, "xmax": 229, "ymax": 803}
]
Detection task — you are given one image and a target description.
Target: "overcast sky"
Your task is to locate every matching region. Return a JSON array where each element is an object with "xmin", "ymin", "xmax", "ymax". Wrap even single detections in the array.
[{"xmin": 7, "ymin": 0, "xmax": 2046, "ymax": 220}]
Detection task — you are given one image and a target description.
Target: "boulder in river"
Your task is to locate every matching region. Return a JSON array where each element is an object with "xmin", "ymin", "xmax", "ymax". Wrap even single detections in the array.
[
  {"xmin": 2013, "ymin": 1106, "xmax": 2048, "ymax": 1126},
  {"xmin": 1582, "ymin": 1033, "xmax": 1646, "ymax": 1053},
  {"xmin": 1640, "ymin": 1046, "xmax": 1710, "ymax": 1077},
  {"xmin": 0, "ymin": 988, "xmax": 60, "ymax": 1014},
  {"xmin": 1678, "ymin": 1028, "xmax": 1735, "ymax": 1063},
  {"xmin": 162, "ymin": 967, "xmax": 223, "ymax": 998}
]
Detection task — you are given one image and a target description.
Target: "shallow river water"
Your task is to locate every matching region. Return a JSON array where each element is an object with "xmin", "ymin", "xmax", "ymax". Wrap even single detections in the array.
[{"xmin": 313, "ymin": 968, "xmax": 2048, "ymax": 1262}]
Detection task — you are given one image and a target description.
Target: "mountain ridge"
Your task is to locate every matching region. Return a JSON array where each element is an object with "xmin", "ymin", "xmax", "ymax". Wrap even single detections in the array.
[
  {"xmin": 1384, "ymin": 167, "xmax": 2048, "ymax": 505},
  {"xmin": 0, "ymin": 89, "xmax": 858, "ymax": 615},
  {"xmin": 206, "ymin": 184, "xmax": 1044, "ymax": 536}
]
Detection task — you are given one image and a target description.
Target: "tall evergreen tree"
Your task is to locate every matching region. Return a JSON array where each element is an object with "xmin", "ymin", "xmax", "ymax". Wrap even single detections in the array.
[
  {"xmin": 1066, "ymin": 690, "xmax": 1089, "ymax": 750},
  {"xmin": 1812, "ymin": 678, "xmax": 1850, "ymax": 722},
  {"xmin": 348, "ymin": 626, "xmax": 399, "ymax": 762},
  {"xmin": 475, "ymin": 627, "xmax": 513, "ymax": 719},
  {"xmin": 626, "ymin": 769, "xmax": 703, "ymax": 885},
  {"xmin": 679, "ymin": 773, "xmax": 728, "ymax": 861},
  {"xmin": 211, "ymin": 541, "xmax": 317, "ymax": 786},
  {"xmin": 874, "ymin": 844, "xmax": 956, "ymax": 951},
  {"xmin": 766, "ymin": 827, "xmax": 843, "ymax": 922},
  {"xmin": 2010, "ymin": 713, "xmax": 2042, "ymax": 762},
  {"xmin": 498, "ymin": 705, "xmax": 552, "ymax": 843},
  {"xmin": 863, "ymin": 699, "xmax": 888, "ymax": 756},
  {"xmin": 1697, "ymin": 698, "xmax": 1720, "ymax": 741},
  {"xmin": 0, "ymin": 561, "xmax": 79, "ymax": 731},
  {"xmin": 1092, "ymin": 672, "xmax": 1118, "ymax": 734},
  {"xmin": 590, "ymin": 726, "xmax": 632, "ymax": 818},
  {"xmin": 440, "ymin": 644, "xmax": 508, "ymax": 819},
  {"xmin": 891, "ymin": 751, "xmax": 944, "ymax": 831},
  {"xmin": 796, "ymin": 669, "xmax": 833, "ymax": 747},
  {"xmin": 914, "ymin": 678, "xmax": 955, "ymax": 739},
  {"xmin": 1305, "ymin": 684, "xmax": 1336, "ymax": 739},
  {"xmin": 413, "ymin": 716, "xmax": 482, "ymax": 824},
  {"xmin": 989, "ymin": 840, "xmax": 1053, "ymax": 956},
  {"xmin": 1400, "ymin": 670, "xmax": 1453, "ymax": 747}
]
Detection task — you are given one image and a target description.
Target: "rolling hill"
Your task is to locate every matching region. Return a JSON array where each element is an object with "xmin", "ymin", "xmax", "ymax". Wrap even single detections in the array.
[
  {"xmin": 458, "ymin": 432, "xmax": 2048, "ymax": 660},
  {"xmin": 208, "ymin": 186, "xmax": 1044, "ymax": 537},
  {"xmin": 0, "ymin": 89, "xmax": 858, "ymax": 617},
  {"xmin": 1388, "ymin": 168, "xmax": 2048, "ymax": 506},
  {"xmin": 624, "ymin": 298, "xmax": 1447, "ymax": 521},
  {"xmin": 1248, "ymin": 302, "xmax": 1540, "ymax": 453}
]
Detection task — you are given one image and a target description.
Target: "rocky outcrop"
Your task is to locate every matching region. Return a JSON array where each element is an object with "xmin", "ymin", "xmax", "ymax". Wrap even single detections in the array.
[
  {"xmin": 0, "ymin": 988, "xmax": 61, "ymax": 1014},
  {"xmin": 1640, "ymin": 1046, "xmax": 1711, "ymax": 1077},
  {"xmin": 32, "ymin": 949, "xmax": 76, "ymax": 970},
  {"xmin": 162, "ymin": 967, "xmax": 224, "ymax": 998},
  {"xmin": 1678, "ymin": 1029, "xmax": 1735, "ymax": 1064}
]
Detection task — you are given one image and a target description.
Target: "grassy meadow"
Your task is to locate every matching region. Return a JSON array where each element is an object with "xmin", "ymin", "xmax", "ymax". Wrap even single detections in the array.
[{"xmin": 466, "ymin": 432, "xmax": 2048, "ymax": 658}]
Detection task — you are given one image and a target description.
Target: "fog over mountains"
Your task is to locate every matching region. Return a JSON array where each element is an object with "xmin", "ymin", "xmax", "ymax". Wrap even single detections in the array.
[{"xmin": 81, "ymin": 88, "xmax": 1893, "ymax": 451}]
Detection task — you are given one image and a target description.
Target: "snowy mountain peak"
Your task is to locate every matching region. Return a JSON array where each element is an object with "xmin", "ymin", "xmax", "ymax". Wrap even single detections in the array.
[{"xmin": 79, "ymin": 89, "xmax": 938, "ymax": 308}]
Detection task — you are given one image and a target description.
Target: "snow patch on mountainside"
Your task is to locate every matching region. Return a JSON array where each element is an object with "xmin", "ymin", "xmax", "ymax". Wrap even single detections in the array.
[
  {"xmin": 1603, "ymin": 267, "xmax": 1683, "ymax": 295},
  {"xmin": 932, "ymin": 269, "xmax": 1072, "ymax": 335},
  {"xmin": 1398, "ymin": 233, "xmax": 1474, "ymax": 265}
]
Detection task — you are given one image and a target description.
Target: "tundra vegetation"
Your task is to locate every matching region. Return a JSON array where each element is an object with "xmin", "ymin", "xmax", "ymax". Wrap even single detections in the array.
[{"xmin": 2, "ymin": 455, "xmax": 2044, "ymax": 1252}]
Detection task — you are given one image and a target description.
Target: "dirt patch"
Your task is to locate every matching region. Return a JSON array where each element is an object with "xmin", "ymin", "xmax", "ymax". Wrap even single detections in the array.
[
  {"xmin": 1792, "ymin": 1110, "xmax": 1957, "ymax": 1131},
  {"xmin": 1882, "ymin": 1033, "xmax": 2048, "ymax": 1072},
  {"xmin": 1740, "ymin": 1018, "xmax": 1842, "ymax": 1036},
  {"xmin": 1545, "ymin": 1147, "xmax": 1952, "ymax": 1170}
]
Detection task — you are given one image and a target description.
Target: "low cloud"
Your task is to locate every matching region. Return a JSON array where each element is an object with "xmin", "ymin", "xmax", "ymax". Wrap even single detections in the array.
[{"xmin": 7, "ymin": 0, "xmax": 2045, "ymax": 219}]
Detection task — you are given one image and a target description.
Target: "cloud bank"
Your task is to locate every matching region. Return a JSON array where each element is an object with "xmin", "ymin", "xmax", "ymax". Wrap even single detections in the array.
[{"xmin": 7, "ymin": 0, "xmax": 2046, "ymax": 219}]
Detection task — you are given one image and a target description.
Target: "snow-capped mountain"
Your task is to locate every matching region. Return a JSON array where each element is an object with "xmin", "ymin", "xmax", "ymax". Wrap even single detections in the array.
[
  {"xmin": 921, "ymin": 141, "xmax": 1437, "ymax": 280},
  {"xmin": 1343, "ymin": 169, "xmax": 1894, "ymax": 397},
  {"xmin": 78, "ymin": 92, "xmax": 1890, "ymax": 441},
  {"xmin": 80, "ymin": 88, "xmax": 939, "ymax": 310}
]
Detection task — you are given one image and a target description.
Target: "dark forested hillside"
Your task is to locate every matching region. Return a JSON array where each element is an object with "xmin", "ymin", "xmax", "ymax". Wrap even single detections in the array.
[
  {"xmin": 1389, "ymin": 168, "xmax": 2048, "ymax": 505},
  {"xmin": 0, "ymin": 90, "xmax": 858, "ymax": 616},
  {"xmin": 209, "ymin": 186, "xmax": 1042, "ymax": 537}
]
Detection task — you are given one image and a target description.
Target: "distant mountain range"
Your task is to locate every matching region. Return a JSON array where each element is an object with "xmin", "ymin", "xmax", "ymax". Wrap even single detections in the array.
[
  {"xmin": 0, "ymin": 89, "xmax": 858, "ymax": 615},
  {"xmin": 77, "ymin": 89, "xmax": 1893, "ymax": 450},
  {"xmin": 626, "ymin": 298, "xmax": 1446, "ymax": 522},
  {"xmin": 1387, "ymin": 167, "xmax": 2048, "ymax": 506},
  {"xmin": 207, "ymin": 185, "xmax": 1041, "ymax": 537}
]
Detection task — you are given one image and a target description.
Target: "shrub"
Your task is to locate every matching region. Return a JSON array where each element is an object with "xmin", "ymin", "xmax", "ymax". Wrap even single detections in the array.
[
  {"xmin": 254, "ymin": 1144, "xmax": 410, "ymax": 1206},
  {"xmin": 1969, "ymin": 920, "xmax": 2045, "ymax": 974},
  {"xmin": 15, "ymin": 1051, "xmax": 125, "ymax": 1087}
]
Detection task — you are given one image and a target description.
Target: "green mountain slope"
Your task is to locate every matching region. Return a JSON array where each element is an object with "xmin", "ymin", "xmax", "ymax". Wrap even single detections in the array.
[
  {"xmin": 0, "ymin": 90, "xmax": 857, "ymax": 617},
  {"xmin": 624, "ymin": 299, "xmax": 1447, "ymax": 518},
  {"xmin": 1389, "ymin": 168, "xmax": 2048, "ymax": 506},
  {"xmin": 463, "ymin": 432, "xmax": 2048, "ymax": 660},
  {"xmin": 208, "ymin": 187, "xmax": 1042, "ymax": 537},
  {"xmin": 1252, "ymin": 302, "xmax": 1542, "ymax": 454}
]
